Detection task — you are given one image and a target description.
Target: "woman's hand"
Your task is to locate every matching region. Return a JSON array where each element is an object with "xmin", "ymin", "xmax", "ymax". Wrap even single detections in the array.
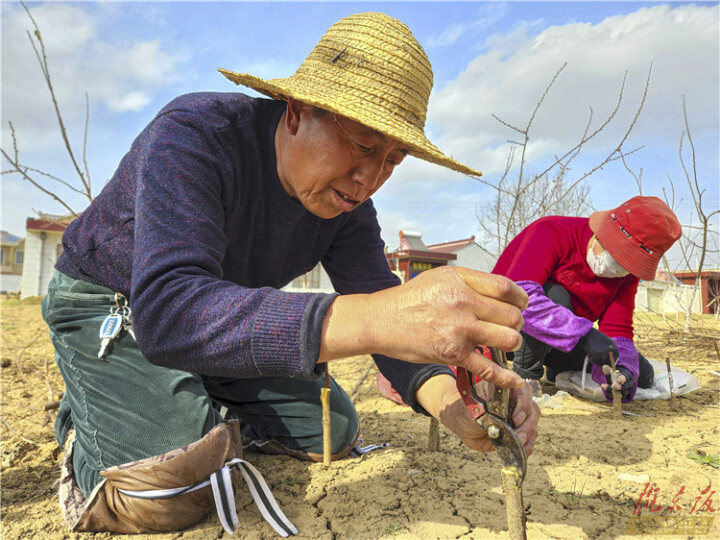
[{"xmin": 416, "ymin": 374, "xmax": 540, "ymax": 456}]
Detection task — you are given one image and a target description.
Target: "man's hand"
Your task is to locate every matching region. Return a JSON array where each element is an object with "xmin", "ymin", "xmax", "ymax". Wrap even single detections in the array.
[
  {"xmin": 416, "ymin": 374, "xmax": 540, "ymax": 456},
  {"xmin": 578, "ymin": 328, "xmax": 619, "ymax": 366},
  {"xmin": 600, "ymin": 366, "xmax": 635, "ymax": 400},
  {"xmin": 320, "ymin": 266, "xmax": 529, "ymax": 390}
]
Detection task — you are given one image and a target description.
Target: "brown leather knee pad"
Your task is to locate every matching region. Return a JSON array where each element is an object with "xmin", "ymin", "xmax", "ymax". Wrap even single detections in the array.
[{"xmin": 67, "ymin": 420, "xmax": 243, "ymax": 533}]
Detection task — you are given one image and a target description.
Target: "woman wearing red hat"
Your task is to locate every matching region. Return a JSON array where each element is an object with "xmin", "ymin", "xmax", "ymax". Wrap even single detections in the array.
[{"xmin": 493, "ymin": 196, "xmax": 682, "ymax": 402}]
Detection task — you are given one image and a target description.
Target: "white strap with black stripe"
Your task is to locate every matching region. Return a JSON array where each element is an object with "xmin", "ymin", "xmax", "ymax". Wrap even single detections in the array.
[{"xmin": 118, "ymin": 458, "xmax": 297, "ymax": 537}]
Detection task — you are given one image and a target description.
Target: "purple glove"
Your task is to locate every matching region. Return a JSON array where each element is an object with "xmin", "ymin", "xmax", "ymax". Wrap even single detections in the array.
[
  {"xmin": 601, "ymin": 367, "xmax": 635, "ymax": 401},
  {"xmin": 591, "ymin": 337, "xmax": 640, "ymax": 402},
  {"xmin": 517, "ymin": 281, "xmax": 593, "ymax": 353}
]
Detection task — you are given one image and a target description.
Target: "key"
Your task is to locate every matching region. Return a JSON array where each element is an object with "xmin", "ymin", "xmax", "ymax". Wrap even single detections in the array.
[
  {"xmin": 119, "ymin": 306, "xmax": 135, "ymax": 341},
  {"xmin": 122, "ymin": 320, "xmax": 136, "ymax": 341},
  {"xmin": 98, "ymin": 312, "xmax": 123, "ymax": 358}
]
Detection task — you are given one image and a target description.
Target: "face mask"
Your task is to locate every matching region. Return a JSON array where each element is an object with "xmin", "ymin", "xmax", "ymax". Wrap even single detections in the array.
[{"xmin": 586, "ymin": 238, "xmax": 630, "ymax": 278}]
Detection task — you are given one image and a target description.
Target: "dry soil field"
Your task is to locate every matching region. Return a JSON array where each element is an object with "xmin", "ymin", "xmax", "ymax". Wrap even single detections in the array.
[{"xmin": 1, "ymin": 296, "xmax": 719, "ymax": 539}]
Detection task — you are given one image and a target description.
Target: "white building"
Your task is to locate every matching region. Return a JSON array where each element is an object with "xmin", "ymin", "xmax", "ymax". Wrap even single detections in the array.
[
  {"xmin": 426, "ymin": 235, "xmax": 496, "ymax": 272},
  {"xmin": 1, "ymin": 230, "xmax": 25, "ymax": 294},
  {"xmin": 635, "ymin": 279, "xmax": 703, "ymax": 315},
  {"xmin": 20, "ymin": 216, "xmax": 68, "ymax": 299},
  {"xmin": 282, "ymin": 263, "xmax": 335, "ymax": 294}
]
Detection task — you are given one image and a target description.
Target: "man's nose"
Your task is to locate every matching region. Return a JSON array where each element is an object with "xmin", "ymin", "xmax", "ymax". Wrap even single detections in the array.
[{"xmin": 351, "ymin": 155, "xmax": 386, "ymax": 190}]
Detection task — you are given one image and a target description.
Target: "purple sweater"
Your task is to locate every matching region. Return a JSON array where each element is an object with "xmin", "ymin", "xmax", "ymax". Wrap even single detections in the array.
[{"xmin": 56, "ymin": 92, "xmax": 449, "ymax": 412}]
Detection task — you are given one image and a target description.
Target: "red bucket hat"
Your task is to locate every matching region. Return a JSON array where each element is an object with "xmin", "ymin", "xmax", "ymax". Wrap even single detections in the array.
[{"xmin": 588, "ymin": 196, "xmax": 682, "ymax": 280}]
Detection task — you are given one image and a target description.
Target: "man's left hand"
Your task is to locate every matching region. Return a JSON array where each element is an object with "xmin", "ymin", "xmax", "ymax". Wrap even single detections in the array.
[{"xmin": 416, "ymin": 374, "xmax": 540, "ymax": 456}]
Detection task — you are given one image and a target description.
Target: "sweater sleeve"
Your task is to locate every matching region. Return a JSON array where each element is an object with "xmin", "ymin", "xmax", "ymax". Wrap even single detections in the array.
[
  {"xmin": 130, "ymin": 109, "xmax": 334, "ymax": 379},
  {"xmin": 322, "ymin": 202, "xmax": 453, "ymax": 414}
]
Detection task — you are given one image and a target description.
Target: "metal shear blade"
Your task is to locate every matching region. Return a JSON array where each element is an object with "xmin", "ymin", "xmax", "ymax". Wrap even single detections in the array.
[{"xmin": 456, "ymin": 347, "xmax": 528, "ymax": 483}]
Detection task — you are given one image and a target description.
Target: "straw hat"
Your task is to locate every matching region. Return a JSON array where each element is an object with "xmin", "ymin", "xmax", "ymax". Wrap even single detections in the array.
[
  {"xmin": 218, "ymin": 12, "xmax": 481, "ymax": 177},
  {"xmin": 589, "ymin": 196, "xmax": 682, "ymax": 280}
]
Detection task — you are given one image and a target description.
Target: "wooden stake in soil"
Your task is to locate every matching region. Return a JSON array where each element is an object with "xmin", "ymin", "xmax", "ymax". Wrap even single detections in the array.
[
  {"xmin": 501, "ymin": 465, "xmax": 527, "ymax": 540},
  {"xmin": 321, "ymin": 369, "xmax": 332, "ymax": 466},
  {"xmin": 665, "ymin": 357, "xmax": 677, "ymax": 410},
  {"xmin": 609, "ymin": 351, "xmax": 622, "ymax": 419},
  {"xmin": 427, "ymin": 417, "xmax": 440, "ymax": 451}
]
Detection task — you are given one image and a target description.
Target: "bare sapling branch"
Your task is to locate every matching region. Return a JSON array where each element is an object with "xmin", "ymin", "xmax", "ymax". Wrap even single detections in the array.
[
  {"xmin": 22, "ymin": 2, "xmax": 92, "ymax": 199},
  {"xmin": 555, "ymin": 64, "xmax": 652, "ymax": 209},
  {"xmin": 479, "ymin": 63, "xmax": 653, "ymax": 256},
  {"xmin": 2, "ymin": 125, "xmax": 78, "ymax": 216},
  {"xmin": 1, "ymin": 0, "xmax": 95, "ymax": 220},
  {"xmin": 676, "ymin": 96, "xmax": 719, "ymax": 329},
  {"xmin": 501, "ymin": 466, "xmax": 527, "ymax": 540}
]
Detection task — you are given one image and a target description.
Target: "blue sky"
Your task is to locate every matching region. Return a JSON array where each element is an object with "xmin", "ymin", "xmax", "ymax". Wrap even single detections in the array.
[{"xmin": 2, "ymin": 1, "xmax": 718, "ymax": 267}]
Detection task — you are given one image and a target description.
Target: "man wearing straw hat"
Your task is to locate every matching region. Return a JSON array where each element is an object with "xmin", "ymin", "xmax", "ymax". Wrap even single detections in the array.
[{"xmin": 41, "ymin": 12, "xmax": 539, "ymax": 535}]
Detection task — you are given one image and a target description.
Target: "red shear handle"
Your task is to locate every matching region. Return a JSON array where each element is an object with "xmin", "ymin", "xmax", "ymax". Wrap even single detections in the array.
[{"xmin": 456, "ymin": 367, "xmax": 486, "ymax": 420}]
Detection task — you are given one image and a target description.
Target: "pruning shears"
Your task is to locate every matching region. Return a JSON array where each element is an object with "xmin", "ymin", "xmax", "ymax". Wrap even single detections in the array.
[{"xmin": 455, "ymin": 346, "xmax": 528, "ymax": 483}]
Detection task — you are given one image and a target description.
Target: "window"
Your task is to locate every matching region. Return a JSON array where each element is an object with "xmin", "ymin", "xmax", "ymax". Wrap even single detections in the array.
[
  {"xmin": 0, "ymin": 248, "xmax": 8, "ymax": 266},
  {"xmin": 14, "ymin": 250, "xmax": 23, "ymax": 265}
]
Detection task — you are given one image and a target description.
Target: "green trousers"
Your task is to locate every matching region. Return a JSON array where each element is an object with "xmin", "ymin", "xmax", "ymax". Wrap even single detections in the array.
[{"xmin": 42, "ymin": 271, "xmax": 358, "ymax": 497}]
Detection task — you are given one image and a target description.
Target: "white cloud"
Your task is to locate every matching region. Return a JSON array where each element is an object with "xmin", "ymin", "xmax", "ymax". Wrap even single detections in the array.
[
  {"xmin": 1, "ymin": 3, "xmax": 183, "ymax": 151},
  {"xmin": 430, "ymin": 4, "xmax": 719, "ymax": 176},
  {"xmin": 107, "ymin": 91, "xmax": 150, "ymax": 113},
  {"xmin": 426, "ymin": 3, "xmax": 509, "ymax": 48},
  {"xmin": 377, "ymin": 4, "xmax": 719, "ymax": 252},
  {"xmin": 121, "ymin": 40, "xmax": 178, "ymax": 84},
  {"xmin": 374, "ymin": 155, "xmax": 490, "ymax": 249}
]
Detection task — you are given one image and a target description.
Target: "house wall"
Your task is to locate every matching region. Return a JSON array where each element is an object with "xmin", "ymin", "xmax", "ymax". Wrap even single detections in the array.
[
  {"xmin": 635, "ymin": 281, "xmax": 703, "ymax": 314},
  {"xmin": 283, "ymin": 263, "xmax": 335, "ymax": 293},
  {"xmin": 283, "ymin": 262, "xmax": 406, "ymax": 293},
  {"xmin": 1, "ymin": 242, "xmax": 24, "ymax": 275},
  {"xmin": 1, "ymin": 240, "xmax": 24, "ymax": 293},
  {"xmin": 446, "ymin": 244, "xmax": 496, "ymax": 272},
  {"xmin": 673, "ymin": 273, "xmax": 720, "ymax": 314},
  {"xmin": 0, "ymin": 274, "xmax": 22, "ymax": 293},
  {"xmin": 21, "ymin": 231, "xmax": 63, "ymax": 298}
]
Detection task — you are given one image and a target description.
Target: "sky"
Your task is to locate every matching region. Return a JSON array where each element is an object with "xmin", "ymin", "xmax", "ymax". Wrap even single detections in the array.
[{"xmin": 2, "ymin": 0, "xmax": 719, "ymax": 268}]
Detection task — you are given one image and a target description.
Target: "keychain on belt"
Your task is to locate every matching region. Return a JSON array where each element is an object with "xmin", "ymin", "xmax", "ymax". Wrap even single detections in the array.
[{"xmin": 98, "ymin": 292, "xmax": 134, "ymax": 358}]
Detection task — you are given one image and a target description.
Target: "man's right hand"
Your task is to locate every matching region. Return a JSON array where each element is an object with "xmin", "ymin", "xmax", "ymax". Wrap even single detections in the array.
[
  {"xmin": 319, "ymin": 266, "xmax": 528, "ymax": 389},
  {"xmin": 578, "ymin": 328, "xmax": 619, "ymax": 365}
]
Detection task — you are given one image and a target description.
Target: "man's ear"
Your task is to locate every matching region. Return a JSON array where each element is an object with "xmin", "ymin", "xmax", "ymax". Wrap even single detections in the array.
[{"xmin": 285, "ymin": 98, "xmax": 303, "ymax": 135}]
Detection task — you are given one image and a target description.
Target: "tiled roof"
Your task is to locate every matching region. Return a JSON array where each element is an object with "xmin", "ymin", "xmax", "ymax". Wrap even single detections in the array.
[
  {"xmin": 427, "ymin": 236, "xmax": 476, "ymax": 254},
  {"xmin": 26, "ymin": 216, "xmax": 71, "ymax": 233}
]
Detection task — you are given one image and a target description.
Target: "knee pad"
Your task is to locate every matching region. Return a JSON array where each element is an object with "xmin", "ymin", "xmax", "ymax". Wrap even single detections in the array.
[{"xmin": 61, "ymin": 420, "xmax": 297, "ymax": 536}]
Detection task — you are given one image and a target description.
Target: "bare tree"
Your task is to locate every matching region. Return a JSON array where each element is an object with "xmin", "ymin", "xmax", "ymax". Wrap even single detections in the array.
[
  {"xmin": 621, "ymin": 96, "xmax": 718, "ymax": 354},
  {"xmin": 1, "ymin": 1, "xmax": 93, "ymax": 218},
  {"xmin": 667, "ymin": 96, "xmax": 719, "ymax": 330},
  {"xmin": 478, "ymin": 173, "xmax": 594, "ymax": 255},
  {"xmin": 477, "ymin": 63, "xmax": 652, "ymax": 256}
]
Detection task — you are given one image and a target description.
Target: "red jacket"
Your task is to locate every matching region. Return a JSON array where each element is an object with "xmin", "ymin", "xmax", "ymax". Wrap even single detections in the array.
[{"xmin": 492, "ymin": 216, "xmax": 638, "ymax": 341}]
